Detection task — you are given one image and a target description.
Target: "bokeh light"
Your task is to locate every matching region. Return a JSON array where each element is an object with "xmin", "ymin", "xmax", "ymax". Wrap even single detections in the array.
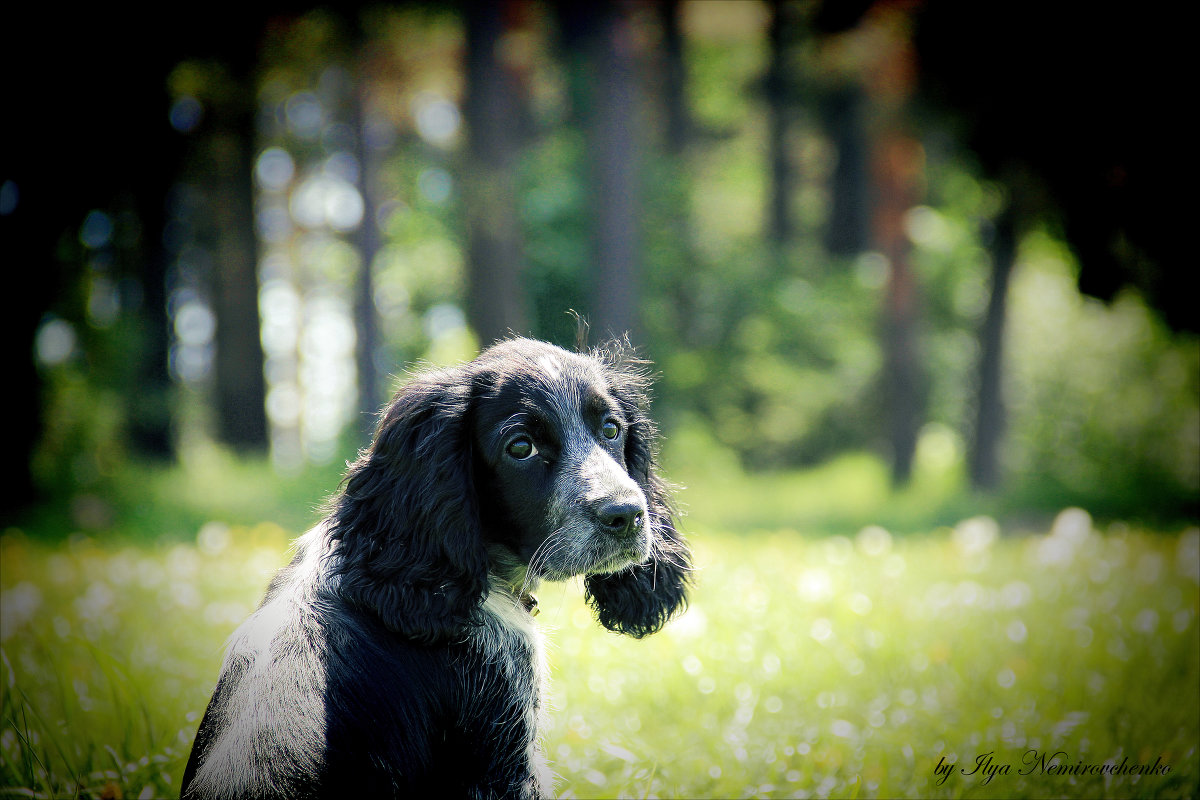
[
  {"xmin": 34, "ymin": 317, "xmax": 77, "ymax": 366},
  {"xmin": 78, "ymin": 209, "xmax": 113, "ymax": 249},
  {"xmin": 412, "ymin": 91, "xmax": 461, "ymax": 146},
  {"xmin": 168, "ymin": 95, "xmax": 204, "ymax": 134},
  {"xmin": 254, "ymin": 147, "xmax": 296, "ymax": 191}
]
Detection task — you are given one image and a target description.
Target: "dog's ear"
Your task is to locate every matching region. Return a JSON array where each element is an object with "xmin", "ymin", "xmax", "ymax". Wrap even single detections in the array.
[
  {"xmin": 326, "ymin": 369, "xmax": 488, "ymax": 642},
  {"xmin": 584, "ymin": 345, "xmax": 692, "ymax": 638}
]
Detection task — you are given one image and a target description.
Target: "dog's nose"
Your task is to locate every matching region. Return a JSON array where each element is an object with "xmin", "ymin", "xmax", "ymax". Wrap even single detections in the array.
[{"xmin": 596, "ymin": 499, "xmax": 646, "ymax": 539}]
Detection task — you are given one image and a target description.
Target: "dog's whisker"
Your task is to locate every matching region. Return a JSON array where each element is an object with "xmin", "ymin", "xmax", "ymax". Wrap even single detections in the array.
[{"xmin": 522, "ymin": 533, "xmax": 570, "ymax": 589}]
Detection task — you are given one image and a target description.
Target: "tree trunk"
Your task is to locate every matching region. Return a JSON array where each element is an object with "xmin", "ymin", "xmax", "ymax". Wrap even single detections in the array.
[
  {"xmin": 659, "ymin": 0, "xmax": 689, "ymax": 155},
  {"xmin": 765, "ymin": 0, "xmax": 793, "ymax": 250},
  {"xmin": 210, "ymin": 120, "xmax": 268, "ymax": 452},
  {"xmin": 125, "ymin": 203, "xmax": 175, "ymax": 460},
  {"xmin": 463, "ymin": 0, "xmax": 530, "ymax": 348},
  {"xmin": 863, "ymin": 7, "xmax": 926, "ymax": 486},
  {"xmin": 352, "ymin": 63, "xmax": 382, "ymax": 439},
  {"xmin": 969, "ymin": 205, "xmax": 1016, "ymax": 489},
  {"xmin": 874, "ymin": 133, "xmax": 925, "ymax": 485},
  {"xmin": 0, "ymin": 172, "xmax": 58, "ymax": 511},
  {"xmin": 127, "ymin": 149, "xmax": 178, "ymax": 461},
  {"xmin": 824, "ymin": 86, "xmax": 871, "ymax": 256},
  {"xmin": 587, "ymin": 2, "xmax": 641, "ymax": 345}
]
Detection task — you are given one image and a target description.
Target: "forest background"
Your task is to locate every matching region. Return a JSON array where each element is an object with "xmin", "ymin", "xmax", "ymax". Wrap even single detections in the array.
[{"xmin": 3, "ymin": 1, "xmax": 1197, "ymax": 523}]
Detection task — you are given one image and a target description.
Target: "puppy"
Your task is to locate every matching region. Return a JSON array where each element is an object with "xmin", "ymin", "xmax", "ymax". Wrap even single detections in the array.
[{"xmin": 181, "ymin": 337, "xmax": 690, "ymax": 799}]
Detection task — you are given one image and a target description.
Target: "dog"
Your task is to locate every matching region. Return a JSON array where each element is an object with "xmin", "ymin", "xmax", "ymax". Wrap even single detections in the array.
[{"xmin": 180, "ymin": 337, "xmax": 691, "ymax": 799}]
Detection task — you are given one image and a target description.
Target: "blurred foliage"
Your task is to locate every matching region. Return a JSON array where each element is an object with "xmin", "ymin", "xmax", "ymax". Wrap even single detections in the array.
[
  {"xmin": 23, "ymin": 3, "xmax": 1198, "ymax": 530},
  {"xmin": 18, "ymin": 436, "xmax": 342, "ymax": 548},
  {"xmin": 518, "ymin": 127, "xmax": 590, "ymax": 346},
  {"xmin": 1005, "ymin": 233, "xmax": 1199, "ymax": 517}
]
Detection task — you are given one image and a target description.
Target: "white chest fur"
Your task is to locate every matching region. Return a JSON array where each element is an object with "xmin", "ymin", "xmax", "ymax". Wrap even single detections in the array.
[{"xmin": 478, "ymin": 587, "xmax": 554, "ymax": 795}]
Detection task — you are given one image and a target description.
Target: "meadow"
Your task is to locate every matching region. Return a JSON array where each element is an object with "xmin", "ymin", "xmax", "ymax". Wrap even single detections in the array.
[{"xmin": 1, "ymin": 453, "xmax": 1198, "ymax": 799}]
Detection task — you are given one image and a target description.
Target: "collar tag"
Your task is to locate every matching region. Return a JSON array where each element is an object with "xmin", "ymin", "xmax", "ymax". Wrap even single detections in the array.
[{"xmin": 520, "ymin": 592, "xmax": 539, "ymax": 616}]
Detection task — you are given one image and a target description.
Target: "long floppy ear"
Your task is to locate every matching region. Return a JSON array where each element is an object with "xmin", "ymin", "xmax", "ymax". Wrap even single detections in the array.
[
  {"xmin": 584, "ymin": 344, "xmax": 692, "ymax": 639},
  {"xmin": 325, "ymin": 368, "xmax": 488, "ymax": 643}
]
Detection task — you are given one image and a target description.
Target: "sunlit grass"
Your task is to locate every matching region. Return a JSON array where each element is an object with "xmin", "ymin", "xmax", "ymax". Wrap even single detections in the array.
[
  {"xmin": 1, "ymin": 522, "xmax": 291, "ymax": 799},
  {"xmin": 3, "ymin": 512, "xmax": 1197, "ymax": 798},
  {"xmin": 536, "ymin": 515, "xmax": 1199, "ymax": 798},
  {"xmin": 660, "ymin": 428, "xmax": 982, "ymax": 537}
]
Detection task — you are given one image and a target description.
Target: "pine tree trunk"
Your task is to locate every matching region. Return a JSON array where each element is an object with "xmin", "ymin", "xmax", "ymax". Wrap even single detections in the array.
[
  {"xmin": 874, "ymin": 134, "xmax": 925, "ymax": 485},
  {"xmin": 463, "ymin": 0, "xmax": 530, "ymax": 348},
  {"xmin": 210, "ymin": 119, "xmax": 268, "ymax": 452},
  {"xmin": 824, "ymin": 86, "xmax": 871, "ymax": 256},
  {"xmin": 765, "ymin": 0, "xmax": 793, "ymax": 250},
  {"xmin": 352, "ymin": 68, "xmax": 382, "ymax": 438},
  {"xmin": 969, "ymin": 206, "xmax": 1016, "ymax": 489},
  {"xmin": 588, "ymin": 2, "xmax": 641, "ymax": 345}
]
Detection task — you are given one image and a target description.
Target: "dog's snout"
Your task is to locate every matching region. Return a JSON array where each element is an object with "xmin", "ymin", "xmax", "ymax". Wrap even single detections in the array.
[{"xmin": 596, "ymin": 498, "xmax": 646, "ymax": 539}]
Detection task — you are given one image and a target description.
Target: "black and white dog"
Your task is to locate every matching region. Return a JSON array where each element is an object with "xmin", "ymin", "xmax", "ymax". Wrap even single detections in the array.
[{"xmin": 181, "ymin": 338, "xmax": 691, "ymax": 799}]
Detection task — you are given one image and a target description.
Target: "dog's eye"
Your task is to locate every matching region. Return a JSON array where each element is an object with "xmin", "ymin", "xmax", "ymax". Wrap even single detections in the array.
[
  {"xmin": 505, "ymin": 436, "xmax": 537, "ymax": 460},
  {"xmin": 601, "ymin": 420, "xmax": 621, "ymax": 441}
]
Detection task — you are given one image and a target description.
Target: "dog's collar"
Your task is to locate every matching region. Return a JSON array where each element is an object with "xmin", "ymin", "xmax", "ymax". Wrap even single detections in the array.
[{"xmin": 520, "ymin": 591, "xmax": 539, "ymax": 616}]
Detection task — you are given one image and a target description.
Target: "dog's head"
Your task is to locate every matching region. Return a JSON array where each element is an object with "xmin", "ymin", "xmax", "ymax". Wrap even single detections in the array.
[{"xmin": 327, "ymin": 337, "xmax": 690, "ymax": 642}]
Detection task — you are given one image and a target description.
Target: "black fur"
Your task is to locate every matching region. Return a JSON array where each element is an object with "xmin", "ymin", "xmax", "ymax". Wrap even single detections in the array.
[{"xmin": 180, "ymin": 337, "xmax": 690, "ymax": 799}]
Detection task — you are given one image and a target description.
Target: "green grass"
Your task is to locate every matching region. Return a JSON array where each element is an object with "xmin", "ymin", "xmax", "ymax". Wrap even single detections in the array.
[
  {"xmin": 658, "ymin": 424, "xmax": 1011, "ymax": 539},
  {"xmin": 1, "ymin": 522, "xmax": 293, "ymax": 799},
  {"xmin": 15, "ymin": 440, "xmax": 346, "ymax": 546},
  {"xmin": 3, "ymin": 504, "xmax": 1197, "ymax": 799},
  {"xmin": 2, "ymin": 449, "xmax": 1197, "ymax": 798},
  {"xmin": 530, "ymin": 514, "xmax": 1200, "ymax": 799}
]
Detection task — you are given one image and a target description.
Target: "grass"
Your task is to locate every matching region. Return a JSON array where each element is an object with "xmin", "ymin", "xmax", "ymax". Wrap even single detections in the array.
[
  {"xmin": 548, "ymin": 520, "xmax": 1199, "ymax": 798},
  {"xmin": 2, "ymin": 453, "xmax": 1198, "ymax": 798},
  {"xmin": 658, "ymin": 423, "xmax": 1014, "ymax": 539}
]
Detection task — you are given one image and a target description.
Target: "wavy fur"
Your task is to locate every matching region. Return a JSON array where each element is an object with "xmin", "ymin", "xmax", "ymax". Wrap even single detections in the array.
[{"xmin": 181, "ymin": 337, "xmax": 690, "ymax": 799}]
